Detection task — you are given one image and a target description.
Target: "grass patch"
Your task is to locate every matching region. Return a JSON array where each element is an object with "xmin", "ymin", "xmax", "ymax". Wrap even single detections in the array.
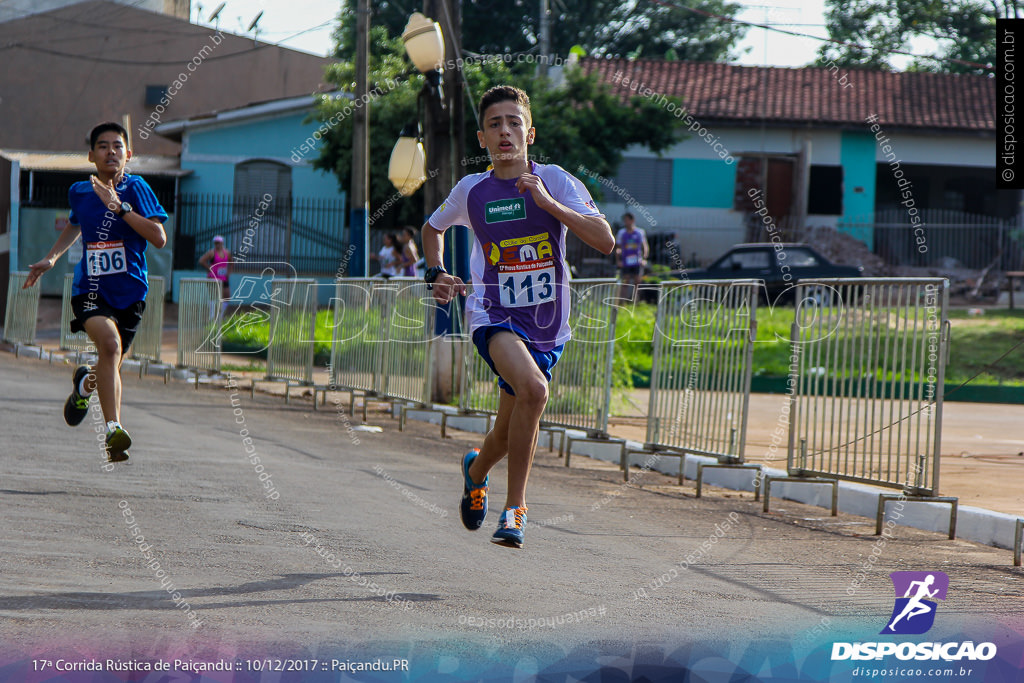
[{"xmin": 615, "ymin": 303, "xmax": 1024, "ymax": 388}]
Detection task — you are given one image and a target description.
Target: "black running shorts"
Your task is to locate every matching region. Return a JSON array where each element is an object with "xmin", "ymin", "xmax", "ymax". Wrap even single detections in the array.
[{"xmin": 70, "ymin": 293, "xmax": 146, "ymax": 353}]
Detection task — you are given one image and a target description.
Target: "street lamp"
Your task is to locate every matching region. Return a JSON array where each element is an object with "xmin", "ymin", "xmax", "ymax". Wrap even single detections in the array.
[
  {"xmin": 390, "ymin": 11, "xmax": 444, "ymax": 197},
  {"xmin": 388, "ymin": 122, "xmax": 427, "ymax": 197},
  {"xmin": 401, "ymin": 12, "xmax": 445, "ymax": 97}
]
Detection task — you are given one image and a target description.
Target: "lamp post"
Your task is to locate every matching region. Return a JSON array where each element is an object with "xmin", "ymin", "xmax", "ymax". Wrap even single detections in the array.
[
  {"xmin": 388, "ymin": 123, "xmax": 427, "ymax": 197},
  {"xmin": 396, "ymin": 6, "xmax": 466, "ymax": 402},
  {"xmin": 349, "ymin": 0, "xmax": 370, "ymax": 277}
]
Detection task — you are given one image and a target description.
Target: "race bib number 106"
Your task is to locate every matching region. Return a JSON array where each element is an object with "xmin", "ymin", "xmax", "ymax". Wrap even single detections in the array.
[
  {"xmin": 499, "ymin": 260, "xmax": 555, "ymax": 308},
  {"xmin": 86, "ymin": 240, "xmax": 127, "ymax": 276}
]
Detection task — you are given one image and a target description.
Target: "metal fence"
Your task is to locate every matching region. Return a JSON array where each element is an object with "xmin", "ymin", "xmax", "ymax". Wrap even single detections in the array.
[
  {"xmin": 785, "ymin": 278, "xmax": 949, "ymax": 495},
  {"xmin": 647, "ymin": 280, "xmax": 758, "ymax": 460},
  {"xmin": 840, "ymin": 210, "xmax": 1024, "ymax": 271},
  {"xmin": 458, "ymin": 289, "xmax": 501, "ymax": 416},
  {"xmin": 177, "ymin": 278, "xmax": 222, "ymax": 375},
  {"xmin": 329, "ymin": 278, "xmax": 387, "ymax": 395},
  {"xmin": 60, "ymin": 274, "xmax": 92, "ymax": 352},
  {"xmin": 129, "ymin": 276, "xmax": 165, "ymax": 364},
  {"xmin": 379, "ymin": 278, "xmax": 434, "ymax": 405},
  {"xmin": 542, "ymin": 279, "xmax": 619, "ymax": 436},
  {"xmin": 3, "ymin": 272, "xmax": 39, "ymax": 345},
  {"xmin": 265, "ymin": 279, "xmax": 317, "ymax": 385},
  {"xmin": 176, "ymin": 193, "xmax": 347, "ymax": 275}
]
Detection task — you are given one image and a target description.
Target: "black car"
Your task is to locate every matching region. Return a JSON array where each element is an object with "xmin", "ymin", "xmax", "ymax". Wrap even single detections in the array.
[{"xmin": 676, "ymin": 243, "xmax": 863, "ymax": 302}]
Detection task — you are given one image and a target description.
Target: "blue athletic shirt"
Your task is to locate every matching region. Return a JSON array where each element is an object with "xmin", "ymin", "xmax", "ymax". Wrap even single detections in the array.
[
  {"xmin": 69, "ymin": 174, "xmax": 168, "ymax": 308},
  {"xmin": 427, "ymin": 162, "xmax": 603, "ymax": 351}
]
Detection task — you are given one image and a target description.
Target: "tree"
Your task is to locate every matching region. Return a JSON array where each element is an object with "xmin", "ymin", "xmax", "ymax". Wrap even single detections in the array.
[
  {"xmin": 313, "ymin": 24, "xmax": 688, "ymax": 230},
  {"xmin": 816, "ymin": 0, "xmax": 1020, "ymax": 75},
  {"xmin": 332, "ymin": 0, "xmax": 748, "ymax": 63}
]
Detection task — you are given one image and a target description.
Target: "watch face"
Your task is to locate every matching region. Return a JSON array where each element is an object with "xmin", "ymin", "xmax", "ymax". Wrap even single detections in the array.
[{"xmin": 121, "ymin": 202, "xmax": 132, "ymax": 213}]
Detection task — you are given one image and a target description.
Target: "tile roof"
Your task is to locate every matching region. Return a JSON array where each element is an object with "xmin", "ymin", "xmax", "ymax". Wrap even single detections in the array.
[{"xmin": 582, "ymin": 58, "xmax": 994, "ymax": 133}]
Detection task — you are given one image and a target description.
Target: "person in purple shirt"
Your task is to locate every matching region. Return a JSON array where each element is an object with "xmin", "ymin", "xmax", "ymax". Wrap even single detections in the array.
[
  {"xmin": 422, "ymin": 85, "xmax": 614, "ymax": 548},
  {"xmin": 616, "ymin": 212, "xmax": 649, "ymax": 302},
  {"xmin": 23, "ymin": 122, "xmax": 167, "ymax": 463}
]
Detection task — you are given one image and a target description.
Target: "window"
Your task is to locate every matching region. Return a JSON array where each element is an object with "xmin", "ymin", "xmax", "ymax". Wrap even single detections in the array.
[
  {"xmin": 807, "ymin": 165, "xmax": 843, "ymax": 215},
  {"xmin": 145, "ymin": 85, "xmax": 168, "ymax": 106},
  {"xmin": 715, "ymin": 250, "xmax": 771, "ymax": 270},
  {"xmin": 782, "ymin": 248, "xmax": 819, "ymax": 267},
  {"xmin": 611, "ymin": 157, "xmax": 673, "ymax": 205},
  {"xmin": 234, "ymin": 160, "xmax": 292, "ymax": 200}
]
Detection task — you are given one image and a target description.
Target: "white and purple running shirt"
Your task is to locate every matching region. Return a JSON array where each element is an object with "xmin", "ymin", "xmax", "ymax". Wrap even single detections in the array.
[
  {"xmin": 616, "ymin": 227, "xmax": 647, "ymax": 267},
  {"xmin": 427, "ymin": 162, "xmax": 603, "ymax": 351}
]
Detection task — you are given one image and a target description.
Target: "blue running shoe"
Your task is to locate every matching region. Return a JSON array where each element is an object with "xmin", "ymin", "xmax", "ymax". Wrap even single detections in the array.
[
  {"xmin": 460, "ymin": 449, "xmax": 488, "ymax": 530},
  {"xmin": 491, "ymin": 505, "xmax": 527, "ymax": 548}
]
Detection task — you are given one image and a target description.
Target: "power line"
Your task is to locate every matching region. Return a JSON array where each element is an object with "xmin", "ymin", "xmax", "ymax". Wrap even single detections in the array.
[{"xmin": 645, "ymin": 0, "xmax": 994, "ymax": 71}]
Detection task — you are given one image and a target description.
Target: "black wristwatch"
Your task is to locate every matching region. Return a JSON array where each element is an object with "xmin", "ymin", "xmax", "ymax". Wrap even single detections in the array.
[
  {"xmin": 424, "ymin": 265, "xmax": 447, "ymax": 288},
  {"xmin": 117, "ymin": 201, "xmax": 133, "ymax": 217}
]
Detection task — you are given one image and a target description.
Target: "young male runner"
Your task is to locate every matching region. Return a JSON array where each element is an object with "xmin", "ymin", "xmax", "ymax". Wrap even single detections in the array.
[
  {"xmin": 23, "ymin": 122, "xmax": 168, "ymax": 462},
  {"xmin": 422, "ymin": 86, "xmax": 614, "ymax": 548},
  {"xmin": 615, "ymin": 212, "xmax": 649, "ymax": 302}
]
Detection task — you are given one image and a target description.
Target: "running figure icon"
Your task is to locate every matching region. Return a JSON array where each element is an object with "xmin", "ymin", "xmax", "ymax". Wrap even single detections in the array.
[
  {"xmin": 887, "ymin": 574, "xmax": 938, "ymax": 631},
  {"xmin": 882, "ymin": 571, "xmax": 949, "ymax": 635}
]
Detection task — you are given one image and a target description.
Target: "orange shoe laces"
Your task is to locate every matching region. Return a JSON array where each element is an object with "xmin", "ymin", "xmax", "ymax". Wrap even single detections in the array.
[
  {"xmin": 469, "ymin": 486, "xmax": 487, "ymax": 511},
  {"xmin": 504, "ymin": 506, "xmax": 527, "ymax": 529}
]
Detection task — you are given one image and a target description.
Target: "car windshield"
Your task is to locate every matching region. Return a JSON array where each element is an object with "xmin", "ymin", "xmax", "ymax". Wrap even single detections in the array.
[
  {"xmin": 781, "ymin": 248, "xmax": 820, "ymax": 267},
  {"xmin": 717, "ymin": 250, "xmax": 771, "ymax": 269}
]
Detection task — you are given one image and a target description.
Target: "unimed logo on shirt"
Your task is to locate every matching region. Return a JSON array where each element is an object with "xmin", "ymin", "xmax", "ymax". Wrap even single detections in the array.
[{"xmin": 485, "ymin": 198, "xmax": 526, "ymax": 223}]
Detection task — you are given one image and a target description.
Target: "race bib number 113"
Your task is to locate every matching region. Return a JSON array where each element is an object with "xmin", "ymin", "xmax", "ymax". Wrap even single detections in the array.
[{"xmin": 499, "ymin": 260, "xmax": 555, "ymax": 308}]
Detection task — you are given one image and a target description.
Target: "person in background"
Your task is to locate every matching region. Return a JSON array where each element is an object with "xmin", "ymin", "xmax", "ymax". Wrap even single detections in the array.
[
  {"xmin": 615, "ymin": 212, "xmax": 649, "ymax": 302},
  {"xmin": 199, "ymin": 235, "xmax": 231, "ymax": 319},
  {"xmin": 398, "ymin": 226, "xmax": 420, "ymax": 277},
  {"xmin": 371, "ymin": 233, "xmax": 402, "ymax": 278}
]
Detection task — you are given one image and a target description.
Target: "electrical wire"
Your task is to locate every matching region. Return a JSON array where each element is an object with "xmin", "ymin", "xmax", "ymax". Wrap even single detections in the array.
[{"xmin": 644, "ymin": 0, "xmax": 995, "ymax": 71}]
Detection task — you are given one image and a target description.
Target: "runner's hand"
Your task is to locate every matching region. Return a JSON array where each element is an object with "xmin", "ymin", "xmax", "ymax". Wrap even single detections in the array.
[
  {"xmin": 431, "ymin": 273, "xmax": 466, "ymax": 305},
  {"xmin": 515, "ymin": 173, "xmax": 556, "ymax": 212},
  {"xmin": 90, "ymin": 175, "xmax": 121, "ymax": 212},
  {"xmin": 23, "ymin": 257, "xmax": 54, "ymax": 288}
]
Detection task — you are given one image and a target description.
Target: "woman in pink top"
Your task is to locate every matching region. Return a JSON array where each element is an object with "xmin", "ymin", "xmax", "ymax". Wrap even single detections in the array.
[{"xmin": 198, "ymin": 235, "xmax": 231, "ymax": 317}]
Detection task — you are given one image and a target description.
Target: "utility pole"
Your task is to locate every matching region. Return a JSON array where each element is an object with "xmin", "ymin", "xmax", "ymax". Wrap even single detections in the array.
[
  {"xmin": 350, "ymin": 0, "xmax": 370, "ymax": 276},
  {"xmin": 538, "ymin": 0, "xmax": 551, "ymax": 79},
  {"xmin": 423, "ymin": 0, "xmax": 466, "ymax": 402}
]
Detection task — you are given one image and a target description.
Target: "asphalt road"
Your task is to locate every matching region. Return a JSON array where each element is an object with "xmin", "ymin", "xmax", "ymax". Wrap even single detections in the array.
[{"xmin": 1, "ymin": 351, "xmax": 1022, "ymax": 681}]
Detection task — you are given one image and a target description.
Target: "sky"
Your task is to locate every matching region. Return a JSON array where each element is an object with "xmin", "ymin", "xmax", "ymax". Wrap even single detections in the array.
[{"xmin": 188, "ymin": 0, "xmax": 934, "ymax": 69}]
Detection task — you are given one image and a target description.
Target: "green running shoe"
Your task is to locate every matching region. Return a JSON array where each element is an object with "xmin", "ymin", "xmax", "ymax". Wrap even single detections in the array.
[{"xmin": 63, "ymin": 365, "xmax": 91, "ymax": 427}]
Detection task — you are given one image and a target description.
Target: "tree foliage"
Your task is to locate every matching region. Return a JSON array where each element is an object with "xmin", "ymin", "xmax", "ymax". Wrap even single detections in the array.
[
  {"xmin": 817, "ymin": 0, "xmax": 1020, "ymax": 74},
  {"xmin": 332, "ymin": 0, "xmax": 748, "ymax": 62},
  {"xmin": 313, "ymin": 22, "xmax": 688, "ymax": 229}
]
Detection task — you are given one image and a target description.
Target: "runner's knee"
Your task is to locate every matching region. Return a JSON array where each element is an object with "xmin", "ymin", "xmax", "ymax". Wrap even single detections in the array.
[
  {"xmin": 95, "ymin": 332, "xmax": 122, "ymax": 359},
  {"xmin": 515, "ymin": 376, "xmax": 548, "ymax": 407}
]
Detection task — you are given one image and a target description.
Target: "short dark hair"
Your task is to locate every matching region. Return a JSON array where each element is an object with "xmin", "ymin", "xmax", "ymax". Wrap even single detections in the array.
[
  {"xmin": 622, "ymin": 212, "xmax": 635, "ymax": 220},
  {"xmin": 89, "ymin": 122, "xmax": 129, "ymax": 149},
  {"xmin": 478, "ymin": 85, "xmax": 531, "ymax": 129}
]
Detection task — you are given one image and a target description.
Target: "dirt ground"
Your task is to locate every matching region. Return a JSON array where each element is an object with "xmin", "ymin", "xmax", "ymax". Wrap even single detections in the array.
[
  {"xmin": 610, "ymin": 390, "xmax": 1023, "ymax": 517},
  {"xmin": 27, "ymin": 295, "xmax": 1024, "ymax": 518}
]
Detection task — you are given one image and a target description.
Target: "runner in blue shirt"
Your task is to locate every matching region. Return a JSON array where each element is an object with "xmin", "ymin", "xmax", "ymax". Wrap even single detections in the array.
[
  {"xmin": 23, "ymin": 122, "xmax": 168, "ymax": 462},
  {"xmin": 422, "ymin": 85, "xmax": 614, "ymax": 548}
]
